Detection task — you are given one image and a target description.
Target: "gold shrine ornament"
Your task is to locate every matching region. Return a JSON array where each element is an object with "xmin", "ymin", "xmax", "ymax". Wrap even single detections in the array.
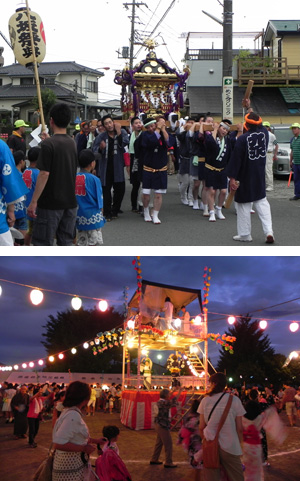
[{"xmin": 8, "ymin": 8, "xmax": 46, "ymax": 66}]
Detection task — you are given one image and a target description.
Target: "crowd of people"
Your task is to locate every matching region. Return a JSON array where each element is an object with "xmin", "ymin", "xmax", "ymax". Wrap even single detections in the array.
[
  {"xmin": 2, "ymin": 98, "xmax": 300, "ymax": 246},
  {"xmin": 1, "ymin": 377, "xmax": 299, "ymax": 480}
]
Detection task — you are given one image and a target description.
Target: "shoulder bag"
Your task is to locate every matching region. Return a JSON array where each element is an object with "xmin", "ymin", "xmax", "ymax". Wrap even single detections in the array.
[
  {"xmin": 202, "ymin": 393, "xmax": 233, "ymax": 469},
  {"xmin": 33, "ymin": 444, "xmax": 55, "ymax": 481}
]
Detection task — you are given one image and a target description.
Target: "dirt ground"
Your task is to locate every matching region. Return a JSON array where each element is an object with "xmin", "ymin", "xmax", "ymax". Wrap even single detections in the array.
[{"xmin": 0, "ymin": 410, "xmax": 299, "ymax": 481}]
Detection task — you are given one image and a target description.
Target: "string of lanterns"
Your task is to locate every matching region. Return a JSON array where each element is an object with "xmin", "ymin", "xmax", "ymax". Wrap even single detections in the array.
[
  {"xmin": 0, "ymin": 278, "xmax": 110, "ymax": 310},
  {"xmin": 221, "ymin": 314, "xmax": 300, "ymax": 333}
]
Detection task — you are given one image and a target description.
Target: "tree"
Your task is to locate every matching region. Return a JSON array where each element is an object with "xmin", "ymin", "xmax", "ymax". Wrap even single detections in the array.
[
  {"xmin": 33, "ymin": 88, "xmax": 57, "ymax": 125},
  {"xmin": 216, "ymin": 315, "xmax": 284, "ymax": 387},
  {"xmin": 41, "ymin": 307, "xmax": 125, "ymax": 373}
]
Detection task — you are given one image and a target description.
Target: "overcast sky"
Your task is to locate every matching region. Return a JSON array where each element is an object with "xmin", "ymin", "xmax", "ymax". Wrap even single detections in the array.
[
  {"xmin": 1, "ymin": 0, "xmax": 298, "ymax": 100},
  {"xmin": 1, "ymin": 256, "xmax": 299, "ymax": 368}
]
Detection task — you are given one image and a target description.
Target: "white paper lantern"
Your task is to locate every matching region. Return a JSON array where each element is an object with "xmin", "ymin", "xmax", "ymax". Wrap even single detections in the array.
[{"xmin": 8, "ymin": 8, "xmax": 46, "ymax": 66}]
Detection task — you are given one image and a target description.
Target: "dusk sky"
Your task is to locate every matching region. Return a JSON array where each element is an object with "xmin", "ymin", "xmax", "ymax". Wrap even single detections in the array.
[{"xmin": 0, "ymin": 256, "xmax": 299, "ymax": 371}]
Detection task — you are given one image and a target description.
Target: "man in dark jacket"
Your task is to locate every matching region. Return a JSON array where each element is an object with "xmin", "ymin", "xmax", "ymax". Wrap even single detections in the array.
[
  {"xmin": 93, "ymin": 115, "xmax": 129, "ymax": 221},
  {"xmin": 7, "ymin": 119, "xmax": 28, "ymax": 154},
  {"xmin": 140, "ymin": 117, "xmax": 169, "ymax": 224},
  {"xmin": 227, "ymin": 112, "xmax": 274, "ymax": 244}
]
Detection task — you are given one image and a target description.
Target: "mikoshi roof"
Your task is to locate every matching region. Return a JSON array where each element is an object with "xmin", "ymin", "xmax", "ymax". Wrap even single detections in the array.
[{"xmin": 128, "ymin": 279, "xmax": 202, "ymax": 313}]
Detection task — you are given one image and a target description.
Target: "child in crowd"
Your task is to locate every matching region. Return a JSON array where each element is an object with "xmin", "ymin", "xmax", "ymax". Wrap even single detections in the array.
[
  {"xmin": 107, "ymin": 394, "xmax": 114, "ymax": 414},
  {"xmin": 75, "ymin": 149, "xmax": 105, "ymax": 246},
  {"xmin": 95, "ymin": 425, "xmax": 132, "ymax": 481},
  {"xmin": 22, "ymin": 146, "xmax": 40, "ymax": 245},
  {"xmin": 177, "ymin": 399, "xmax": 202, "ymax": 479},
  {"xmin": 13, "ymin": 150, "xmax": 28, "ymax": 238},
  {"xmin": 27, "ymin": 387, "xmax": 44, "ymax": 448},
  {"xmin": 52, "ymin": 390, "xmax": 65, "ymax": 428}
]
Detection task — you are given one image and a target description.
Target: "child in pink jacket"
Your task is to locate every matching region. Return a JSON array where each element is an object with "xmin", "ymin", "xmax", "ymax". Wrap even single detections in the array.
[{"xmin": 95, "ymin": 425, "xmax": 131, "ymax": 481}]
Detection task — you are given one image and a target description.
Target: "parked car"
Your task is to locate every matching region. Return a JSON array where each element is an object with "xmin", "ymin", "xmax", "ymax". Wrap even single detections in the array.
[{"xmin": 271, "ymin": 125, "xmax": 292, "ymax": 177}]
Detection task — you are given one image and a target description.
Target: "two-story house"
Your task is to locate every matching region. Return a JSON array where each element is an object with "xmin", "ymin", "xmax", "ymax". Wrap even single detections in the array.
[
  {"xmin": 0, "ymin": 61, "xmax": 107, "ymax": 125},
  {"xmin": 186, "ymin": 20, "xmax": 300, "ymax": 123}
]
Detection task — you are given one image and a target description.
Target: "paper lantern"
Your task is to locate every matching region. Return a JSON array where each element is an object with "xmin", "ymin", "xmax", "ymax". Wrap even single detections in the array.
[
  {"xmin": 289, "ymin": 322, "xmax": 299, "ymax": 333},
  {"xmin": 71, "ymin": 348, "xmax": 77, "ymax": 354},
  {"xmin": 29, "ymin": 362, "xmax": 34, "ymax": 368},
  {"xmin": 48, "ymin": 356, "xmax": 54, "ymax": 362},
  {"xmin": 38, "ymin": 359, "xmax": 44, "ymax": 366},
  {"xmin": 22, "ymin": 363, "xmax": 27, "ymax": 369},
  {"xmin": 259, "ymin": 320, "xmax": 267, "ymax": 330},
  {"xmin": 228, "ymin": 316, "xmax": 236, "ymax": 325},
  {"xmin": 30, "ymin": 289, "xmax": 43, "ymax": 305},
  {"xmin": 83, "ymin": 342, "xmax": 89, "ymax": 349},
  {"xmin": 71, "ymin": 297, "xmax": 82, "ymax": 310},
  {"xmin": 14, "ymin": 365, "xmax": 19, "ymax": 370},
  {"xmin": 98, "ymin": 300, "xmax": 108, "ymax": 312},
  {"xmin": 8, "ymin": 8, "xmax": 46, "ymax": 66}
]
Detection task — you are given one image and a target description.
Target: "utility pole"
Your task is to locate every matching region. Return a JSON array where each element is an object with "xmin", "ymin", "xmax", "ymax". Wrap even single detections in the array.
[
  {"xmin": 223, "ymin": 0, "xmax": 233, "ymax": 78},
  {"xmin": 123, "ymin": 1, "xmax": 147, "ymax": 69},
  {"xmin": 202, "ymin": 1, "xmax": 233, "ymax": 120}
]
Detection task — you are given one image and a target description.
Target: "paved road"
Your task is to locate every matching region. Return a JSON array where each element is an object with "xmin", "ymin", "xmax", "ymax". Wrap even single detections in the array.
[{"xmin": 102, "ymin": 175, "xmax": 300, "ymax": 246}]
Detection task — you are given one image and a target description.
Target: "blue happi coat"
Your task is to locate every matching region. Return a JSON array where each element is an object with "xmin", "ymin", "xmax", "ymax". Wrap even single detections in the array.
[
  {"xmin": 75, "ymin": 172, "xmax": 105, "ymax": 230},
  {"xmin": 0, "ymin": 140, "xmax": 29, "ymax": 234}
]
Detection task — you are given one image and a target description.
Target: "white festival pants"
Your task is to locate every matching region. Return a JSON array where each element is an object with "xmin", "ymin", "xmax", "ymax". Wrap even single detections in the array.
[
  {"xmin": 237, "ymin": 197, "xmax": 273, "ymax": 237},
  {"xmin": 179, "ymin": 174, "xmax": 193, "ymax": 201},
  {"xmin": 265, "ymin": 152, "xmax": 274, "ymax": 190}
]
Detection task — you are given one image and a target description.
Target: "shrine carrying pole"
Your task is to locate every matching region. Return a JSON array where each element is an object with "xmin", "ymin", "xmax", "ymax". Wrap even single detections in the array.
[{"xmin": 25, "ymin": 0, "xmax": 45, "ymax": 131}]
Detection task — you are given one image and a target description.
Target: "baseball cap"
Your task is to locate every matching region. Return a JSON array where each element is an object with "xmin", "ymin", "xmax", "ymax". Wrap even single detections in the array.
[
  {"xmin": 14, "ymin": 119, "xmax": 29, "ymax": 128},
  {"xmin": 290, "ymin": 122, "xmax": 300, "ymax": 129},
  {"xmin": 262, "ymin": 121, "xmax": 271, "ymax": 128}
]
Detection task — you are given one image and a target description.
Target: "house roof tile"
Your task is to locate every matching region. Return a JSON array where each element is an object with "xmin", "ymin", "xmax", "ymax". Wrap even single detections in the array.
[{"xmin": 0, "ymin": 61, "xmax": 104, "ymax": 77}]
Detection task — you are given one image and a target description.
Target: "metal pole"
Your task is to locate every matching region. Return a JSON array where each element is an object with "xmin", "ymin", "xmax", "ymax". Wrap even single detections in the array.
[
  {"xmin": 203, "ymin": 307, "xmax": 208, "ymax": 391},
  {"xmin": 25, "ymin": 0, "xmax": 45, "ymax": 131},
  {"xmin": 84, "ymin": 75, "xmax": 89, "ymax": 120},
  {"xmin": 137, "ymin": 313, "xmax": 141, "ymax": 390}
]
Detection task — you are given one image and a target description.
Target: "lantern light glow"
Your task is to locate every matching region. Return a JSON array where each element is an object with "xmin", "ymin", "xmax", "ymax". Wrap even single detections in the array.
[
  {"xmin": 30, "ymin": 289, "xmax": 44, "ymax": 305},
  {"xmin": 48, "ymin": 356, "xmax": 54, "ymax": 362},
  {"xmin": 289, "ymin": 322, "xmax": 299, "ymax": 333},
  {"xmin": 127, "ymin": 319, "xmax": 135, "ymax": 329},
  {"xmin": 71, "ymin": 297, "xmax": 82, "ymax": 310},
  {"xmin": 259, "ymin": 320, "xmax": 268, "ymax": 330},
  {"xmin": 29, "ymin": 362, "xmax": 34, "ymax": 368},
  {"xmin": 38, "ymin": 360, "xmax": 44, "ymax": 366},
  {"xmin": 83, "ymin": 342, "xmax": 89, "ymax": 349},
  {"xmin": 71, "ymin": 348, "xmax": 77, "ymax": 354},
  {"xmin": 58, "ymin": 353, "xmax": 64, "ymax": 360},
  {"xmin": 193, "ymin": 316, "xmax": 202, "ymax": 326},
  {"xmin": 14, "ymin": 365, "xmax": 19, "ymax": 370},
  {"xmin": 22, "ymin": 363, "xmax": 27, "ymax": 369},
  {"xmin": 98, "ymin": 300, "xmax": 108, "ymax": 312},
  {"xmin": 228, "ymin": 316, "xmax": 236, "ymax": 325}
]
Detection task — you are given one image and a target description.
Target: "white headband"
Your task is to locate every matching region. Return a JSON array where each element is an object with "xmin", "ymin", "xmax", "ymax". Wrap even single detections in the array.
[{"xmin": 220, "ymin": 122, "xmax": 231, "ymax": 131}]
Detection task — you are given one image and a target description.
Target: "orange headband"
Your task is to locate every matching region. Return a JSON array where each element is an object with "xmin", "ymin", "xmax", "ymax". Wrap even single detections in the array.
[{"xmin": 244, "ymin": 113, "xmax": 262, "ymax": 125}]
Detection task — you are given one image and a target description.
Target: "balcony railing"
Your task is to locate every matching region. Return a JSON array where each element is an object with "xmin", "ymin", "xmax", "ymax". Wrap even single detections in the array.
[{"xmin": 238, "ymin": 57, "xmax": 300, "ymax": 86}]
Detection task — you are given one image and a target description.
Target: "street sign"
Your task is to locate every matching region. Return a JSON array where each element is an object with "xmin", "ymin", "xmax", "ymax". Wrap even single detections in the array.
[
  {"xmin": 222, "ymin": 76, "xmax": 233, "ymax": 122},
  {"xmin": 74, "ymin": 116, "xmax": 81, "ymax": 124}
]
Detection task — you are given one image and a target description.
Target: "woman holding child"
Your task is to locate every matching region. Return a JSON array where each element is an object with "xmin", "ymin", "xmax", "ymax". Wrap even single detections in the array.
[{"xmin": 52, "ymin": 381, "xmax": 106, "ymax": 481}]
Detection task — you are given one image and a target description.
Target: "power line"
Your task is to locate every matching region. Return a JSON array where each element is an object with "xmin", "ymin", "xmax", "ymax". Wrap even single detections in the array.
[{"xmin": 135, "ymin": 0, "xmax": 176, "ymax": 58}]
